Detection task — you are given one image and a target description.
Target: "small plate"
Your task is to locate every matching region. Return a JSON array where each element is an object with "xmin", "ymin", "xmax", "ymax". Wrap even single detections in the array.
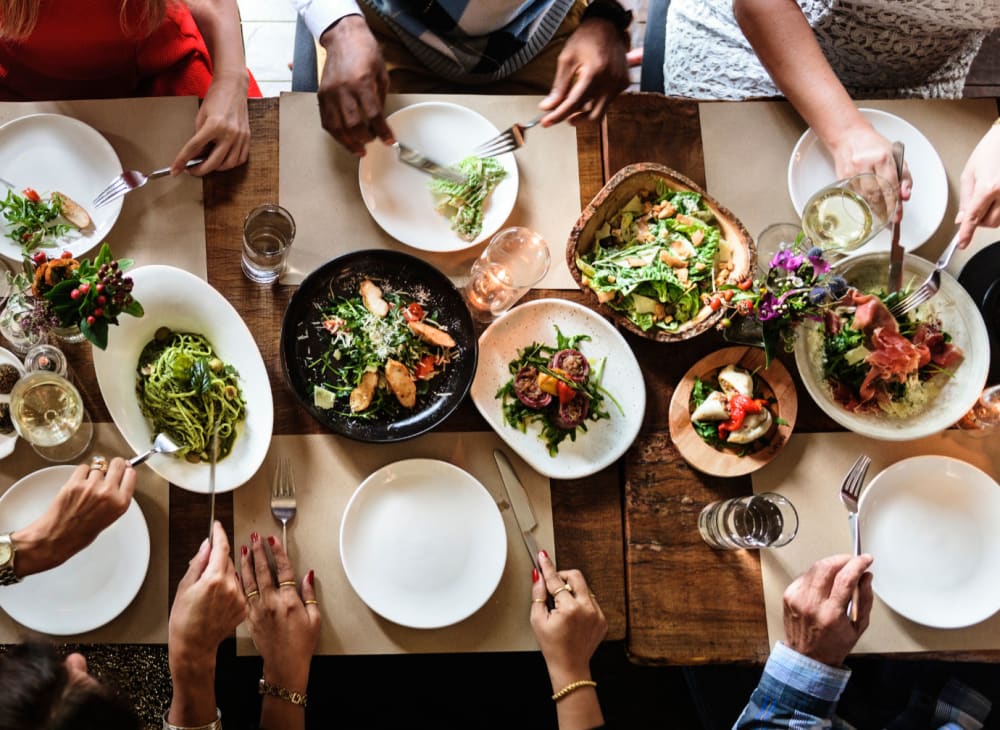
[
  {"xmin": 669, "ymin": 346, "xmax": 796, "ymax": 477},
  {"xmin": 280, "ymin": 250, "xmax": 477, "ymax": 443},
  {"xmin": 93, "ymin": 266, "xmax": 273, "ymax": 493},
  {"xmin": 358, "ymin": 101, "xmax": 518, "ymax": 252},
  {"xmin": 470, "ymin": 298, "xmax": 645, "ymax": 479},
  {"xmin": 0, "ymin": 346, "xmax": 26, "ymax": 459},
  {"xmin": 0, "ymin": 465, "xmax": 149, "ymax": 635},
  {"xmin": 0, "ymin": 114, "xmax": 123, "ymax": 260},
  {"xmin": 860, "ymin": 455, "xmax": 1000, "ymax": 628},
  {"xmin": 958, "ymin": 240, "xmax": 1000, "ymax": 384},
  {"xmin": 340, "ymin": 459, "xmax": 507, "ymax": 629},
  {"xmin": 788, "ymin": 108, "xmax": 947, "ymax": 254}
]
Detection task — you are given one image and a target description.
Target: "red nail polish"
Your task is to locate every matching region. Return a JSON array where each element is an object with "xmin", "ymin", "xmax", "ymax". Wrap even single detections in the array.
[
  {"xmin": 532, "ymin": 568, "xmax": 539, "ymax": 583},
  {"xmin": 267, "ymin": 535, "xmax": 275, "ymax": 546},
  {"xmin": 251, "ymin": 531, "xmax": 259, "ymax": 542},
  {"xmin": 241, "ymin": 545, "xmax": 247, "ymax": 556},
  {"xmin": 541, "ymin": 550, "xmax": 549, "ymax": 559},
  {"xmin": 307, "ymin": 569, "xmax": 315, "ymax": 585}
]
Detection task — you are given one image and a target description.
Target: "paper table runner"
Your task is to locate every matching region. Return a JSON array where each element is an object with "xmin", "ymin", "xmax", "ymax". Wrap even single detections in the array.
[
  {"xmin": 699, "ymin": 99, "xmax": 1000, "ymax": 275},
  {"xmin": 0, "ymin": 423, "xmax": 169, "ymax": 644},
  {"xmin": 234, "ymin": 432, "xmax": 553, "ymax": 656},
  {"xmin": 0, "ymin": 97, "xmax": 207, "ymax": 278},
  {"xmin": 278, "ymin": 92, "xmax": 580, "ymax": 289},
  {"xmin": 752, "ymin": 430, "xmax": 1000, "ymax": 654}
]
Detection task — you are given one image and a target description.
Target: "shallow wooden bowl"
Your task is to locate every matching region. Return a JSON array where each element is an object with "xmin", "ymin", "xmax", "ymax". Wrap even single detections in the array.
[{"xmin": 567, "ymin": 162, "xmax": 755, "ymax": 342}]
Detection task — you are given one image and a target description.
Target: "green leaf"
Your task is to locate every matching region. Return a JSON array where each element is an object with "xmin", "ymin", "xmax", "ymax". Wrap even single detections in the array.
[
  {"xmin": 81, "ymin": 317, "xmax": 109, "ymax": 350},
  {"xmin": 94, "ymin": 243, "xmax": 112, "ymax": 266},
  {"xmin": 122, "ymin": 299, "xmax": 144, "ymax": 317}
]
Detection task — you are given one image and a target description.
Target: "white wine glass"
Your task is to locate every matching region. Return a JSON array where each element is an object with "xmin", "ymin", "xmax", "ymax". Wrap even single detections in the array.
[
  {"xmin": 801, "ymin": 173, "xmax": 899, "ymax": 253},
  {"xmin": 10, "ymin": 371, "xmax": 93, "ymax": 462}
]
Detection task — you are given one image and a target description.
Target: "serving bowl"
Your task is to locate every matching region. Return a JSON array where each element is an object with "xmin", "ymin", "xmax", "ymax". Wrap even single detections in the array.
[{"xmin": 567, "ymin": 162, "xmax": 754, "ymax": 342}]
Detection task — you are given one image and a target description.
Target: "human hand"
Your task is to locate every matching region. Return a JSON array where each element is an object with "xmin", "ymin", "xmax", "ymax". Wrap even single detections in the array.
[
  {"xmin": 782, "ymin": 554, "xmax": 874, "ymax": 667},
  {"xmin": 171, "ymin": 71, "xmax": 251, "ymax": 175},
  {"xmin": 318, "ymin": 15, "xmax": 394, "ymax": 156},
  {"xmin": 12, "ymin": 458, "xmax": 136, "ymax": 577},
  {"xmin": 956, "ymin": 123, "xmax": 1000, "ymax": 249},
  {"xmin": 538, "ymin": 17, "xmax": 629, "ymax": 127},
  {"xmin": 239, "ymin": 532, "xmax": 320, "ymax": 693},
  {"xmin": 827, "ymin": 122, "xmax": 912, "ymax": 203}
]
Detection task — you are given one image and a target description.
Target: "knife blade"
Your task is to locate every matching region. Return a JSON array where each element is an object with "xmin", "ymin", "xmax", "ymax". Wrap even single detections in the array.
[
  {"xmin": 887, "ymin": 141, "xmax": 906, "ymax": 293},
  {"xmin": 493, "ymin": 449, "xmax": 542, "ymax": 571},
  {"xmin": 393, "ymin": 142, "xmax": 467, "ymax": 185},
  {"xmin": 207, "ymin": 427, "xmax": 218, "ymax": 547}
]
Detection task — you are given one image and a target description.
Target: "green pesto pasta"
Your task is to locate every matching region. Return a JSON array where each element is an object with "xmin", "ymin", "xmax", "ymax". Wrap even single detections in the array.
[{"xmin": 136, "ymin": 329, "xmax": 246, "ymax": 461}]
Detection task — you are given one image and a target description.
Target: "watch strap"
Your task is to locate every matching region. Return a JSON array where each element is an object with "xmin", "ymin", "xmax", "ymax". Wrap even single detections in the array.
[
  {"xmin": 0, "ymin": 533, "xmax": 19, "ymax": 586},
  {"xmin": 582, "ymin": 0, "xmax": 633, "ymax": 40}
]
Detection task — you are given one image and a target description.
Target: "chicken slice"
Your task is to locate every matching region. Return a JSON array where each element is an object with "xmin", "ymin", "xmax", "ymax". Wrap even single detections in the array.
[
  {"xmin": 348, "ymin": 371, "xmax": 378, "ymax": 413},
  {"xmin": 385, "ymin": 359, "xmax": 416, "ymax": 408},
  {"xmin": 408, "ymin": 320, "xmax": 456, "ymax": 349},
  {"xmin": 360, "ymin": 279, "xmax": 389, "ymax": 318},
  {"xmin": 55, "ymin": 192, "xmax": 92, "ymax": 229}
]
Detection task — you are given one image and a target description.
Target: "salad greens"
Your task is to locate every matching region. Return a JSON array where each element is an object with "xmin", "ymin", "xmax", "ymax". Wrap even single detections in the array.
[
  {"xmin": 429, "ymin": 156, "xmax": 507, "ymax": 241},
  {"xmin": 0, "ymin": 188, "xmax": 72, "ymax": 253}
]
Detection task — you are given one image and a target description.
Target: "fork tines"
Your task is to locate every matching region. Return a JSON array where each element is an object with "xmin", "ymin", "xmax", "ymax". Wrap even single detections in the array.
[
  {"xmin": 474, "ymin": 130, "xmax": 520, "ymax": 159},
  {"xmin": 841, "ymin": 454, "xmax": 871, "ymax": 499},
  {"xmin": 889, "ymin": 278, "xmax": 937, "ymax": 318},
  {"xmin": 93, "ymin": 179, "xmax": 127, "ymax": 208}
]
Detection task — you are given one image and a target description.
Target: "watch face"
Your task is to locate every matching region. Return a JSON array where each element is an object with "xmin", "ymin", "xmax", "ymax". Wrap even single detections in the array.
[{"xmin": 0, "ymin": 539, "xmax": 11, "ymax": 566}]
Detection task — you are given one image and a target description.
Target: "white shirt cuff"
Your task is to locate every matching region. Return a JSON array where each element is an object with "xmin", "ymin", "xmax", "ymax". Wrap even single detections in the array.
[{"xmin": 292, "ymin": 0, "xmax": 363, "ymax": 40}]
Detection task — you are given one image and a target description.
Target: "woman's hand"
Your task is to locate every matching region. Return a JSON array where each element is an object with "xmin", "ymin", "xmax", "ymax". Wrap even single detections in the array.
[
  {"xmin": 956, "ymin": 123, "xmax": 1000, "ymax": 249},
  {"xmin": 172, "ymin": 71, "xmax": 251, "ymax": 175},
  {"xmin": 827, "ymin": 120, "xmax": 912, "ymax": 202}
]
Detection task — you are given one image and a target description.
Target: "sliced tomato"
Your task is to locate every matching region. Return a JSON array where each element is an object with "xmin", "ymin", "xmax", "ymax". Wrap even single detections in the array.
[
  {"xmin": 322, "ymin": 318, "xmax": 344, "ymax": 334},
  {"xmin": 413, "ymin": 354, "xmax": 437, "ymax": 379},
  {"xmin": 22, "ymin": 188, "xmax": 40, "ymax": 203},
  {"xmin": 403, "ymin": 302, "xmax": 425, "ymax": 322},
  {"xmin": 556, "ymin": 379, "xmax": 576, "ymax": 405}
]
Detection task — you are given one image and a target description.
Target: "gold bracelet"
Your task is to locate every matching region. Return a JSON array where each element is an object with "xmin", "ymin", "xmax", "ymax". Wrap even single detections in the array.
[
  {"xmin": 161, "ymin": 708, "xmax": 222, "ymax": 730},
  {"xmin": 259, "ymin": 678, "xmax": 308, "ymax": 707},
  {"xmin": 551, "ymin": 679, "xmax": 597, "ymax": 702},
  {"xmin": 994, "ymin": 117, "xmax": 1000, "ymax": 126}
]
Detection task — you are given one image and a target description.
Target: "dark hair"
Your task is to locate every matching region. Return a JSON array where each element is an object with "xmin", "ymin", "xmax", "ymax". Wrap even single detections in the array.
[{"xmin": 0, "ymin": 642, "xmax": 139, "ymax": 730}]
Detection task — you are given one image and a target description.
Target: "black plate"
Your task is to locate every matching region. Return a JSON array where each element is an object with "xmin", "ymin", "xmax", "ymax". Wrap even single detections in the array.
[
  {"xmin": 958, "ymin": 241, "xmax": 1000, "ymax": 385},
  {"xmin": 280, "ymin": 250, "xmax": 477, "ymax": 443}
]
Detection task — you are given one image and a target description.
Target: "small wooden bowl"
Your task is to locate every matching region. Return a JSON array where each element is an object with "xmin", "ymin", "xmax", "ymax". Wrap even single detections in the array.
[
  {"xmin": 567, "ymin": 162, "xmax": 755, "ymax": 343},
  {"xmin": 668, "ymin": 347, "xmax": 797, "ymax": 477}
]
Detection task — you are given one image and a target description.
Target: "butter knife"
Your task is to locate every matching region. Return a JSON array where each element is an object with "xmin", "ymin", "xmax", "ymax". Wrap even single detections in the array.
[
  {"xmin": 207, "ymin": 428, "xmax": 218, "ymax": 547},
  {"xmin": 493, "ymin": 449, "xmax": 542, "ymax": 571},
  {"xmin": 393, "ymin": 142, "xmax": 467, "ymax": 185},
  {"xmin": 887, "ymin": 141, "xmax": 906, "ymax": 293}
]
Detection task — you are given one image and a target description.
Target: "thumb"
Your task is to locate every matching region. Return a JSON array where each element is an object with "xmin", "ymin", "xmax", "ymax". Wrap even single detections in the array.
[{"xmin": 530, "ymin": 568, "xmax": 548, "ymax": 625}]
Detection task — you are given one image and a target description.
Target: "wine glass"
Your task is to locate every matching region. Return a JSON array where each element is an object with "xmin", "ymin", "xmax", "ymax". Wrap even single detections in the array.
[
  {"xmin": 801, "ymin": 173, "xmax": 899, "ymax": 253},
  {"xmin": 9, "ymin": 371, "xmax": 93, "ymax": 462}
]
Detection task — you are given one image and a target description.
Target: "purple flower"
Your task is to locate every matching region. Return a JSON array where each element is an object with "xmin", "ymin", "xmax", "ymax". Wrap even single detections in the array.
[
  {"xmin": 769, "ymin": 249, "xmax": 804, "ymax": 272},
  {"xmin": 808, "ymin": 286, "xmax": 830, "ymax": 305},
  {"xmin": 807, "ymin": 249, "xmax": 830, "ymax": 275},
  {"xmin": 757, "ymin": 292, "xmax": 782, "ymax": 322}
]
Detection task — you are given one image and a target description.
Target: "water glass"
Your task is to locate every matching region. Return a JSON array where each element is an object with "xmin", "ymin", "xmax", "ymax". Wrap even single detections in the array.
[
  {"xmin": 463, "ymin": 227, "xmax": 550, "ymax": 322},
  {"xmin": 956, "ymin": 385, "xmax": 1000, "ymax": 437},
  {"xmin": 755, "ymin": 223, "xmax": 804, "ymax": 278},
  {"xmin": 241, "ymin": 204, "xmax": 295, "ymax": 284},
  {"xmin": 801, "ymin": 173, "xmax": 898, "ymax": 253},
  {"xmin": 698, "ymin": 492, "xmax": 799, "ymax": 550},
  {"xmin": 9, "ymin": 370, "xmax": 93, "ymax": 462}
]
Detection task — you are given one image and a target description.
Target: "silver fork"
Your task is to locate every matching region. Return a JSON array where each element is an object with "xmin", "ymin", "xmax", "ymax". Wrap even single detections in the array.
[
  {"xmin": 839, "ymin": 454, "xmax": 871, "ymax": 622},
  {"xmin": 270, "ymin": 457, "xmax": 297, "ymax": 549},
  {"xmin": 889, "ymin": 232, "xmax": 961, "ymax": 317},
  {"xmin": 473, "ymin": 114, "xmax": 544, "ymax": 158},
  {"xmin": 93, "ymin": 157, "xmax": 204, "ymax": 209}
]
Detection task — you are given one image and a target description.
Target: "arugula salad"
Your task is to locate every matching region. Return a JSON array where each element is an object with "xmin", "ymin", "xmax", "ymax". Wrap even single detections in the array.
[
  {"xmin": 429, "ymin": 156, "xmax": 507, "ymax": 241},
  {"xmin": 496, "ymin": 327, "xmax": 620, "ymax": 456},
  {"xmin": 307, "ymin": 279, "xmax": 457, "ymax": 418},
  {"xmin": 576, "ymin": 181, "xmax": 731, "ymax": 333},
  {"xmin": 0, "ymin": 187, "xmax": 90, "ymax": 253}
]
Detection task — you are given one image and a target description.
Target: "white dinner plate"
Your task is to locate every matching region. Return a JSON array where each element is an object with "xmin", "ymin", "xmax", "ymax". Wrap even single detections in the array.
[
  {"xmin": 470, "ymin": 299, "xmax": 646, "ymax": 479},
  {"xmin": 92, "ymin": 266, "xmax": 273, "ymax": 493},
  {"xmin": 340, "ymin": 459, "xmax": 507, "ymax": 629},
  {"xmin": 358, "ymin": 101, "xmax": 518, "ymax": 252},
  {"xmin": 788, "ymin": 108, "xmax": 947, "ymax": 254},
  {"xmin": 859, "ymin": 456, "xmax": 1000, "ymax": 629},
  {"xmin": 0, "ymin": 465, "xmax": 149, "ymax": 635},
  {"xmin": 0, "ymin": 114, "xmax": 123, "ymax": 260},
  {"xmin": 0, "ymin": 346, "xmax": 26, "ymax": 459}
]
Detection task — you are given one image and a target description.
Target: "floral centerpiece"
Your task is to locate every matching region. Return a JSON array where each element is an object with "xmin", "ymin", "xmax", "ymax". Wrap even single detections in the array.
[{"xmin": 17, "ymin": 243, "xmax": 143, "ymax": 349}]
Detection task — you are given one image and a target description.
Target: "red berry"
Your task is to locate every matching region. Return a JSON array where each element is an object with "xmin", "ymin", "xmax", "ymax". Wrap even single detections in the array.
[
  {"xmin": 95, "ymin": 283, "xmax": 104, "ymax": 293},
  {"xmin": 32, "ymin": 252, "xmax": 47, "ymax": 264},
  {"xmin": 60, "ymin": 250, "xmax": 73, "ymax": 259},
  {"xmin": 70, "ymin": 289, "xmax": 80, "ymax": 300},
  {"xmin": 97, "ymin": 295, "xmax": 106, "ymax": 305},
  {"xmin": 79, "ymin": 283, "xmax": 90, "ymax": 294},
  {"xmin": 86, "ymin": 315, "xmax": 96, "ymax": 325},
  {"xmin": 93, "ymin": 308, "xmax": 103, "ymax": 317}
]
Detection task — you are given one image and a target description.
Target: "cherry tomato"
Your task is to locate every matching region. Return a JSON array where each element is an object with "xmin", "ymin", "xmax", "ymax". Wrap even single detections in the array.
[
  {"xmin": 403, "ymin": 302, "xmax": 425, "ymax": 322},
  {"xmin": 556, "ymin": 379, "xmax": 577, "ymax": 405},
  {"xmin": 22, "ymin": 188, "xmax": 40, "ymax": 203},
  {"xmin": 413, "ymin": 354, "xmax": 437, "ymax": 379},
  {"xmin": 738, "ymin": 278, "xmax": 753, "ymax": 291},
  {"xmin": 32, "ymin": 252, "xmax": 47, "ymax": 264},
  {"xmin": 61, "ymin": 250, "xmax": 73, "ymax": 259},
  {"xmin": 709, "ymin": 296, "xmax": 722, "ymax": 311}
]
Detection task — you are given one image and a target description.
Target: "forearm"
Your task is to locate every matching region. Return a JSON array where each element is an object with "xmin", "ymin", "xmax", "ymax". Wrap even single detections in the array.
[
  {"xmin": 185, "ymin": 0, "xmax": 249, "ymax": 85},
  {"xmin": 10, "ymin": 523, "xmax": 71, "ymax": 577},
  {"xmin": 550, "ymin": 668, "xmax": 604, "ymax": 730},
  {"xmin": 168, "ymin": 653, "xmax": 219, "ymax": 727},
  {"xmin": 259, "ymin": 662, "xmax": 309, "ymax": 730}
]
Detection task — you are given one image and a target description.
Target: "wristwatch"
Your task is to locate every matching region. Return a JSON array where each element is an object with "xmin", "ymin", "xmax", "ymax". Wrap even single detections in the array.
[
  {"xmin": 582, "ymin": 0, "xmax": 633, "ymax": 40},
  {"xmin": 0, "ymin": 533, "xmax": 19, "ymax": 586}
]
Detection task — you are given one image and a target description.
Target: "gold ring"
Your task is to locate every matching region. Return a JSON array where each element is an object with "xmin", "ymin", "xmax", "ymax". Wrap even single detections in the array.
[
  {"xmin": 551, "ymin": 584, "xmax": 573, "ymax": 598},
  {"xmin": 245, "ymin": 590, "xmax": 260, "ymax": 600},
  {"xmin": 531, "ymin": 598, "xmax": 546, "ymax": 604},
  {"xmin": 304, "ymin": 599, "xmax": 318, "ymax": 606},
  {"xmin": 89, "ymin": 455, "xmax": 109, "ymax": 473},
  {"xmin": 278, "ymin": 581, "xmax": 298, "ymax": 588}
]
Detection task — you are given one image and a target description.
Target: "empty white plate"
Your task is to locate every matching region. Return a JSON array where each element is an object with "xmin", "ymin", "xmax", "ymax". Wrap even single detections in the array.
[
  {"xmin": 358, "ymin": 101, "xmax": 518, "ymax": 252},
  {"xmin": 0, "ymin": 114, "xmax": 123, "ymax": 260},
  {"xmin": 859, "ymin": 455, "xmax": 1000, "ymax": 628},
  {"xmin": 340, "ymin": 459, "xmax": 507, "ymax": 629},
  {"xmin": 0, "ymin": 465, "xmax": 150, "ymax": 635},
  {"xmin": 788, "ymin": 108, "xmax": 947, "ymax": 254}
]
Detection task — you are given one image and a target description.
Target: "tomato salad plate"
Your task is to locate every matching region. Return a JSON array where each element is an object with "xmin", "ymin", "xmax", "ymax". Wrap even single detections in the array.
[{"xmin": 471, "ymin": 298, "xmax": 645, "ymax": 479}]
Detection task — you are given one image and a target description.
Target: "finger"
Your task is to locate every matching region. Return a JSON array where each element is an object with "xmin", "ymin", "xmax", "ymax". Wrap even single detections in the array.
[
  {"xmin": 207, "ymin": 521, "xmax": 233, "ymax": 574},
  {"xmin": 217, "ymin": 139, "xmax": 243, "ymax": 172},
  {"xmin": 172, "ymin": 128, "xmax": 213, "ymax": 175},
  {"xmin": 239, "ymin": 542, "xmax": 258, "ymax": 594},
  {"xmin": 104, "ymin": 456, "xmax": 126, "ymax": 488},
  {"xmin": 544, "ymin": 72, "xmax": 595, "ymax": 127},
  {"xmin": 529, "ymin": 568, "xmax": 549, "ymax": 625},
  {"xmin": 586, "ymin": 92, "xmax": 611, "ymax": 123},
  {"xmin": 538, "ymin": 551, "xmax": 567, "ymax": 596},
  {"xmin": 191, "ymin": 140, "xmax": 228, "ymax": 177},
  {"xmin": 301, "ymin": 569, "xmax": 321, "ymax": 626},
  {"xmin": 854, "ymin": 571, "xmax": 875, "ymax": 633},
  {"xmin": 115, "ymin": 461, "xmax": 137, "ymax": 507},
  {"xmin": 359, "ymin": 88, "xmax": 393, "ymax": 144},
  {"xmin": 180, "ymin": 537, "xmax": 211, "ymax": 590},
  {"xmin": 69, "ymin": 462, "xmax": 91, "ymax": 485},
  {"xmin": 804, "ymin": 554, "xmax": 852, "ymax": 597},
  {"xmin": 539, "ymin": 55, "xmax": 575, "ymax": 115},
  {"xmin": 250, "ymin": 531, "xmax": 274, "ymax": 592},
  {"xmin": 980, "ymin": 200, "xmax": 1000, "ymax": 230},
  {"xmin": 266, "ymin": 535, "xmax": 296, "ymax": 586},
  {"xmin": 899, "ymin": 161, "xmax": 913, "ymax": 201},
  {"xmin": 558, "ymin": 569, "xmax": 589, "ymax": 600},
  {"xmin": 829, "ymin": 554, "xmax": 875, "ymax": 608}
]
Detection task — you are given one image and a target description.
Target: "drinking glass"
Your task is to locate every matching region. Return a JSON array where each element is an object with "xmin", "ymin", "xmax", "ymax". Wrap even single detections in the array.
[
  {"xmin": 698, "ymin": 492, "xmax": 798, "ymax": 550},
  {"xmin": 956, "ymin": 385, "xmax": 1000, "ymax": 437},
  {"xmin": 0, "ymin": 290, "xmax": 46, "ymax": 355},
  {"xmin": 463, "ymin": 227, "xmax": 550, "ymax": 322},
  {"xmin": 241, "ymin": 204, "xmax": 296, "ymax": 284},
  {"xmin": 801, "ymin": 173, "xmax": 898, "ymax": 253},
  {"xmin": 10, "ymin": 370, "xmax": 93, "ymax": 462},
  {"xmin": 755, "ymin": 223, "xmax": 804, "ymax": 278}
]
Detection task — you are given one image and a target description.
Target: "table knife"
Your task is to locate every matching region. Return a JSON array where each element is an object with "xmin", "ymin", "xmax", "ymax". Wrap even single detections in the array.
[
  {"xmin": 208, "ymin": 428, "xmax": 218, "ymax": 547},
  {"xmin": 393, "ymin": 142, "xmax": 467, "ymax": 185},
  {"xmin": 493, "ymin": 449, "xmax": 542, "ymax": 571},
  {"xmin": 888, "ymin": 141, "xmax": 906, "ymax": 293}
]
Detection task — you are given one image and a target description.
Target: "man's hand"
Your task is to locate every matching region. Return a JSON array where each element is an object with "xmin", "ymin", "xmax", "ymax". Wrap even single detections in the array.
[
  {"xmin": 956, "ymin": 123, "xmax": 1000, "ymax": 249},
  {"xmin": 782, "ymin": 554, "xmax": 874, "ymax": 667},
  {"xmin": 318, "ymin": 15, "xmax": 394, "ymax": 156},
  {"xmin": 538, "ymin": 16, "xmax": 629, "ymax": 127}
]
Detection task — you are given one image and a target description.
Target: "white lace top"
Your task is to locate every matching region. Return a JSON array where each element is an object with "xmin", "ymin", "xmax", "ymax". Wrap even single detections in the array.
[{"xmin": 662, "ymin": 0, "xmax": 1000, "ymax": 100}]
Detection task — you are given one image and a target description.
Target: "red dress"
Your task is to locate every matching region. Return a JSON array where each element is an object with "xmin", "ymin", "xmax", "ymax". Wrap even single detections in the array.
[{"xmin": 0, "ymin": 1, "xmax": 261, "ymax": 100}]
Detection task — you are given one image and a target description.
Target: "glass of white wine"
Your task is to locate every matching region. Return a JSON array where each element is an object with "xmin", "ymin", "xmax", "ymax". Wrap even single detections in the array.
[
  {"xmin": 801, "ymin": 173, "xmax": 899, "ymax": 253},
  {"xmin": 10, "ymin": 371, "xmax": 93, "ymax": 462}
]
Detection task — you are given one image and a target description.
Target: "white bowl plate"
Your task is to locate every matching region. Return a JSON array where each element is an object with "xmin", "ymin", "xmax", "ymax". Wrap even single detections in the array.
[
  {"xmin": 788, "ymin": 108, "xmax": 947, "ymax": 255},
  {"xmin": 358, "ymin": 101, "xmax": 518, "ymax": 252},
  {"xmin": 0, "ymin": 465, "xmax": 149, "ymax": 635},
  {"xmin": 471, "ymin": 299, "xmax": 646, "ymax": 479},
  {"xmin": 340, "ymin": 459, "xmax": 507, "ymax": 629},
  {"xmin": 0, "ymin": 114, "xmax": 123, "ymax": 260},
  {"xmin": 92, "ymin": 265, "xmax": 273, "ymax": 493},
  {"xmin": 860, "ymin": 456, "xmax": 1000, "ymax": 628}
]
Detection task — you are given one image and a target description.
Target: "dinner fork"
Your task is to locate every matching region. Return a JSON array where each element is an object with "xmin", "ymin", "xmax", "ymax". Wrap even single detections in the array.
[
  {"xmin": 473, "ymin": 114, "xmax": 544, "ymax": 158},
  {"xmin": 270, "ymin": 457, "xmax": 296, "ymax": 549},
  {"xmin": 92, "ymin": 157, "xmax": 205, "ymax": 209},
  {"xmin": 839, "ymin": 454, "xmax": 871, "ymax": 622},
  {"xmin": 889, "ymin": 232, "xmax": 961, "ymax": 317}
]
